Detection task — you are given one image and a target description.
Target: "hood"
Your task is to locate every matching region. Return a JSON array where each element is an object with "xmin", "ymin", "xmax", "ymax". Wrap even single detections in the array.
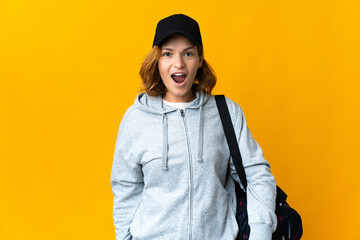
[{"xmin": 134, "ymin": 90, "xmax": 211, "ymax": 170}]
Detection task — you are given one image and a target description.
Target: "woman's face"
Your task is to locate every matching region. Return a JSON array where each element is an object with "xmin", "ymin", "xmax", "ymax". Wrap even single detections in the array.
[{"xmin": 158, "ymin": 35, "xmax": 203, "ymax": 102}]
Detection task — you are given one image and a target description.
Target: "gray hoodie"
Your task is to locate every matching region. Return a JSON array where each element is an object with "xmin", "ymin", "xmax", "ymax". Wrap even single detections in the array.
[{"xmin": 110, "ymin": 90, "xmax": 277, "ymax": 240}]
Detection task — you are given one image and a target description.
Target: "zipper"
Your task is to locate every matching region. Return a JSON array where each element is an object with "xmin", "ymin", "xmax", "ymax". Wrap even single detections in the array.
[
  {"xmin": 180, "ymin": 109, "xmax": 185, "ymax": 117},
  {"xmin": 180, "ymin": 109, "xmax": 193, "ymax": 240}
]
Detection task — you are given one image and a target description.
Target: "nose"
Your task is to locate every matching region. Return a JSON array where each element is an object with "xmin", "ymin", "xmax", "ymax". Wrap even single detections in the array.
[{"xmin": 173, "ymin": 54, "xmax": 185, "ymax": 68}]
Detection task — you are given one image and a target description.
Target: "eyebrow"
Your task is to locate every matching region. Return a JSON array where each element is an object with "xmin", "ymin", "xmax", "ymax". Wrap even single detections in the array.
[{"xmin": 161, "ymin": 46, "xmax": 196, "ymax": 51}]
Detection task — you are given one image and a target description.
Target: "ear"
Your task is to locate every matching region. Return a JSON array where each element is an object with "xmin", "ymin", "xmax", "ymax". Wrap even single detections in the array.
[{"xmin": 199, "ymin": 56, "xmax": 203, "ymax": 68}]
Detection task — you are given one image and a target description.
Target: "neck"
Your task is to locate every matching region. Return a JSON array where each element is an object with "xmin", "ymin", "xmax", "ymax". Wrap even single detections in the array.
[{"xmin": 163, "ymin": 91, "xmax": 196, "ymax": 103}]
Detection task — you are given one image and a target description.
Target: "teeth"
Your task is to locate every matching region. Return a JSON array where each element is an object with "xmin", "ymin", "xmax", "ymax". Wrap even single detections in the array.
[{"xmin": 173, "ymin": 73, "xmax": 185, "ymax": 76}]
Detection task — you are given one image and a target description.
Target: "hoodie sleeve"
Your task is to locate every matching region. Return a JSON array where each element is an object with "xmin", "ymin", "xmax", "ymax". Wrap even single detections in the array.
[
  {"xmin": 226, "ymin": 98, "xmax": 277, "ymax": 240},
  {"xmin": 110, "ymin": 107, "xmax": 144, "ymax": 240}
]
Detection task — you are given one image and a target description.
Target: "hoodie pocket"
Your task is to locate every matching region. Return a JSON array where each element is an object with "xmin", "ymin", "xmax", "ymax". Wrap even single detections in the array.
[
  {"xmin": 130, "ymin": 199, "xmax": 144, "ymax": 238},
  {"xmin": 227, "ymin": 192, "xmax": 239, "ymax": 235},
  {"xmin": 227, "ymin": 192, "xmax": 237, "ymax": 217}
]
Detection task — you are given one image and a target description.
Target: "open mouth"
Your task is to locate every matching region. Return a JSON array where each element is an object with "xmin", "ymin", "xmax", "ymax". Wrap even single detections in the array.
[{"xmin": 171, "ymin": 73, "xmax": 187, "ymax": 85}]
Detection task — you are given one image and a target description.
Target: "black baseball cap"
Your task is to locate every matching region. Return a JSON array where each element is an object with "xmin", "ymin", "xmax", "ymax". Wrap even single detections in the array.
[{"xmin": 152, "ymin": 14, "xmax": 203, "ymax": 47}]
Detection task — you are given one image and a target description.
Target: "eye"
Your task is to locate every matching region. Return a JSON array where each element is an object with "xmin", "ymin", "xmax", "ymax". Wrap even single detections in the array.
[
  {"xmin": 184, "ymin": 52, "xmax": 193, "ymax": 57},
  {"xmin": 162, "ymin": 52, "xmax": 171, "ymax": 57}
]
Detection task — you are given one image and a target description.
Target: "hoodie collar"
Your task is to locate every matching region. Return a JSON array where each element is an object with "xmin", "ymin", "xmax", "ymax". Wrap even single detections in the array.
[
  {"xmin": 134, "ymin": 90, "xmax": 210, "ymax": 170},
  {"xmin": 135, "ymin": 90, "xmax": 208, "ymax": 113}
]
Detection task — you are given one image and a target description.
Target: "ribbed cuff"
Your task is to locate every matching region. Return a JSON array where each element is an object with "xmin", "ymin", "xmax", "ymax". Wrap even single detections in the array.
[{"xmin": 248, "ymin": 223, "xmax": 273, "ymax": 240}]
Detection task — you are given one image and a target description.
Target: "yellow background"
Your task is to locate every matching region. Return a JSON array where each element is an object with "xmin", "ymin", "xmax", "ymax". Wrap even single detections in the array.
[{"xmin": 1, "ymin": 0, "xmax": 359, "ymax": 239}]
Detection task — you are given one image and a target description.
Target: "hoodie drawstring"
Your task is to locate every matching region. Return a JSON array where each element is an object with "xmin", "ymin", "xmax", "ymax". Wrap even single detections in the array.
[
  {"xmin": 162, "ymin": 113, "xmax": 169, "ymax": 170},
  {"xmin": 197, "ymin": 104, "xmax": 204, "ymax": 163}
]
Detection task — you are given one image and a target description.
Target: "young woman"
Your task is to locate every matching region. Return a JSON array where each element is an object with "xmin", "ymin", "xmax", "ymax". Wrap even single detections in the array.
[{"xmin": 110, "ymin": 14, "xmax": 277, "ymax": 240}]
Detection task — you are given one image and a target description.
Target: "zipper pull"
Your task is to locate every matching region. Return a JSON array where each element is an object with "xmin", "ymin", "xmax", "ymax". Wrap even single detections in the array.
[{"xmin": 180, "ymin": 109, "xmax": 185, "ymax": 117}]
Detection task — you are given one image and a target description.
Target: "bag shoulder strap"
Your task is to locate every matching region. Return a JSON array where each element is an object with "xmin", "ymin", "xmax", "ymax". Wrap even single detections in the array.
[
  {"xmin": 215, "ymin": 95, "xmax": 247, "ymax": 190},
  {"xmin": 215, "ymin": 95, "xmax": 289, "ymax": 203}
]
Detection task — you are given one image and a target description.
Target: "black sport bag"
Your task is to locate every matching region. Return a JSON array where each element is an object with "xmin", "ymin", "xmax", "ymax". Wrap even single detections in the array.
[{"xmin": 215, "ymin": 95, "xmax": 303, "ymax": 240}]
